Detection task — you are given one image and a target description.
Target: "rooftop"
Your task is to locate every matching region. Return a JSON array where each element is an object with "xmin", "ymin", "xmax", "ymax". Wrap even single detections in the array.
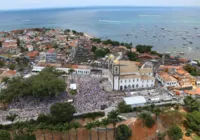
[
  {"xmin": 158, "ymin": 71, "xmax": 177, "ymax": 82},
  {"xmin": 123, "ymin": 96, "xmax": 146, "ymax": 105}
]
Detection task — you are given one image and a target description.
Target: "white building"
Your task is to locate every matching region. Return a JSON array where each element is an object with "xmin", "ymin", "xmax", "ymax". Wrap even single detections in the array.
[
  {"xmin": 108, "ymin": 60, "xmax": 155, "ymax": 91},
  {"xmin": 123, "ymin": 96, "xmax": 146, "ymax": 107},
  {"xmin": 156, "ymin": 71, "xmax": 179, "ymax": 87},
  {"xmin": 32, "ymin": 65, "xmax": 91, "ymax": 75}
]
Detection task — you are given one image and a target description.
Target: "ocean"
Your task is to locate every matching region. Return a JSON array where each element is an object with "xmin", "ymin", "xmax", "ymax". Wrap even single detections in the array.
[{"xmin": 0, "ymin": 7, "xmax": 200, "ymax": 59}]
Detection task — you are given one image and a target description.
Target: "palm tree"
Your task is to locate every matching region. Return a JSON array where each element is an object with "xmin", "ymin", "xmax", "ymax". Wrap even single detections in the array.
[
  {"xmin": 101, "ymin": 118, "xmax": 109, "ymax": 140},
  {"xmin": 37, "ymin": 123, "xmax": 47, "ymax": 140},
  {"xmin": 68, "ymin": 68, "xmax": 75, "ymax": 82},
  {"xmin": 85, "ymin": 122, "xmax": 94, "ymax": 140},
  {"xmin": 72, "ymin": 121, "xmax": 82, "ymax": 140},
  {"xmin": 107, "ymin": 110, "xmax": 119, "ymax": 139},
  {"xmin": 94, "ymin": 120, "xmax": 101, "ymax": 140},
  {"xmin": 47, "ymin": 125, "xmax": 55, "ymax": 140},
  {"xmin": 64, "ymin": 122, "xmax": 72, "ymax": 140},
  {"xmin": 54, "ymin": 124, "xmax": 64, "ymax": 140}
]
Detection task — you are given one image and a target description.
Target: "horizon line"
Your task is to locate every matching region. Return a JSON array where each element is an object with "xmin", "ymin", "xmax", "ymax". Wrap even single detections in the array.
[{"xmin": 1, "ymin": 5, "xmax": 200, "ymax": 11}]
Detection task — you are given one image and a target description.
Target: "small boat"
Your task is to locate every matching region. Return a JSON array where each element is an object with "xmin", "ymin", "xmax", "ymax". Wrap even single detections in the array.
[
  {"xmin": 196, "ymin": 47, "xmax": 200, "ymax": 49},
  {"xmin": 194, "ymin": 27, "xmax": 198, "ymax": 30}
]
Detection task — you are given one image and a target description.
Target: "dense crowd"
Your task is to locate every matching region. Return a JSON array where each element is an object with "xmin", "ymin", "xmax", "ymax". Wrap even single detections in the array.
[
  {"xmin": 73, "ymin": 76, "xmax": 113, "ymax": 113},
  {"xmin": 0, "ymin": 76, "xmax": 120, "ymax": 124}
]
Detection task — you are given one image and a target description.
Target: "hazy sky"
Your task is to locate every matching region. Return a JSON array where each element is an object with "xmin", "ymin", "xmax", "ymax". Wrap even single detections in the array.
[{"xmin": 1, "ymin": 0, "xmax": 200, "ymax": 10}]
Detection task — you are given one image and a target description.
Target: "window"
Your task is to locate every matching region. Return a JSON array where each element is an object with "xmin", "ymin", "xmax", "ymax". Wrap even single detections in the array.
[
  {"xmin": 137, "ymin": 79, "xmax": 139, "ymax": 81},
  {"xmin": 132, "ymin": 85, "xmax": 134, "ymax": 88},
  {"xmin": 125, "ymin": 80, "xmax": 126, "ymax": 83},
  {"xmin": 133, "ymin": 79, "xmax": 135, "ymax": 82},
  {"xmin": 129, "ymin": 80, "xmax": 131, "ymax": 82},
  {"xmin": 121, "ymin": 80, "xmax": 123, "ymax": 83}
]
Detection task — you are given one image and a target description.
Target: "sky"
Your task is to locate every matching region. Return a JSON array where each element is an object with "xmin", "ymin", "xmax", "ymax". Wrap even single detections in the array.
[{"xmin": 1, "ymin": 0, "xmax": 200, "ymax": 10}]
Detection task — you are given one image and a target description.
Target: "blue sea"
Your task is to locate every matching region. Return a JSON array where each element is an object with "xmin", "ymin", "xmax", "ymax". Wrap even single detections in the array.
[{"xmin": 1, "ymin": 7, "xmax": 200, "ymax": 59}]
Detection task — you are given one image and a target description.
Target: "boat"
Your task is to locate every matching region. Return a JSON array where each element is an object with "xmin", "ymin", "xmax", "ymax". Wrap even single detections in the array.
[
  {"xmin": 196, "ymin": 47, "xmax": 200, "ymax": 49},
  {"xmin": 194, "ymin": 27, "xmax": 198, "ymax": 30}
]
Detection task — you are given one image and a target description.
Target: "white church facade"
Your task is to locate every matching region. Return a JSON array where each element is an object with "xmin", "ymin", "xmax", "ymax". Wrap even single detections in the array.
[{"xmin": 108, "ymin": 60, "xmax": 155, "ymax": 91}]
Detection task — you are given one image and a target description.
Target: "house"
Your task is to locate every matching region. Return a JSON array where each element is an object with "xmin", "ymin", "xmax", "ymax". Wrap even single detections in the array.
[
  {"xmin": 27, "ymin": 51, "xmax": 39, "ymax": 61},
  {"xmin": 156, "ymin": 72, "xmax": 179, "ymax": 87},
  {"xmin": 46, "ymin": 49, "xmax": 57, "ymax": 62},
  {"xmin": 26, "ymin": 45, "xmax": 34, "ymax": 52},
  {"xmin": 0, "ymin": 69, "xmax": 17, "ymax": 83},
  {"xmin": 138, "ymin": 53, "xmax": 159, "ymax": 61}
]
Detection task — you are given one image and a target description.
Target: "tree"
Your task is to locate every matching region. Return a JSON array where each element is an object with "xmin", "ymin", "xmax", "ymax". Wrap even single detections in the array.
[
  {"xmin": 71, "ymin": 121, "xmax": 81, "ymax": 140},
  {"xmin": 9, "ymin": 64, "xmax": 16, "ymax": 70},
  {"xmin": 186, "ymin": 111, "xmax": 200, "ymax": 131},
  {"xmin": 2, "ymin": 77, "xmax": 10, "ymax": 84},
  {"xmin": 54, "ymin": 124, "xmax": 64, "ymax": 140},
  {"xmin": 184, "ymin": 96, "xmax": 200, "ymax": 112},
  {"xmin": 91, "ymin": 46, "xmax": 97, "ymax": 52},
  {"xmin": 136, "ymin": 45, "xmax": 153, "ymax": 53},
  {"xmin": 47, "ymin": 125, "xmax": 55, "ymax": 140},
  {"xmin": 68, "ymin": 68, "xmax": 75, "ymax": 81},
  {"xmin": 108, "ymin": 110, "xmax": 119, "ymax": 138},
  {"xmin": 157, "ymin": 132, "xmax": 166, "ymax": 140},
  {"xmin": 168, "ymin": 125, "xmax": 183, "ymax": 140},
  {"xmin": 117, "ymin": 101, "xmax": 132, "ymax": 113},
  {"xmin": 153, "ymin": 108, "xmax": 162, "ymax": 120},
  {"xmin": 85, "ymin": 122, "xmax": 95, "ymax": 140},
  {"xmin": 37, "ymin": 123, "xmax": 47, "ymax": 140},
  {"xmin": 0, "ymin": 67, "xmax": 66, "ymax": 103},
  {"xmin": 0, "ymin": 60, "xmax": 5, "ymax": 68},
  {"xmin": 101, "ymin": 118, "xmax": 109, "ymax": 140},
  {"xmin": 126, "ymin": 51, "xmax": 138, "ymax": 61},
  {"xmin": 14, "ymin": 134, "xmax": 36, "ymax": 140},
  {"xmin": 50, "ymin": 102, "xmax": 76, "ymax": 123},
  {"xmin": 6, "ymin": 113, "xmax": 18, "ymax": 123},
  {"xmin": 116, "ymin": 124, "xmax": 132, "ymax": 140},
  {"xmin": 139, "ymin": 113, "xmax": 155, "ymax": 128},
  {"xmin": 94, "ymin": 120, "xmax": 101, "ymax": 140},
  {"xmin": 64, "ymin": 122, "xmax": 72, "ymax": 140},
  {"xmin": 0, "ymin": 130, "xmax": 11, "ymax": 140}
]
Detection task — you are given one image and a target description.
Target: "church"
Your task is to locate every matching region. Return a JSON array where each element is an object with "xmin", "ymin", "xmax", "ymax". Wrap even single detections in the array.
[{"xmin": 108, "ymin": 59, "xmax": 155, "ymax": 91}]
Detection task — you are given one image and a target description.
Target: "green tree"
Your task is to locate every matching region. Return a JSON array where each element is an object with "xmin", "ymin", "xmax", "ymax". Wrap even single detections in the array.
[
  {"xmin": 94, "ymin": 120, "xmax": 101, "ymax": 140},
  {"xmin": 9, "ymin": 64, "xmax": 16, "ymax": 70},
  {"xmin": 68, "ymin": 68, "xmax": 75, "ymax": 81},
  {"xmin": 168, "ymin": 125, "xmax": 183, "ymax": 140},
  {"xmin": 101, "ymin": 118, "xmax": 109, "ymax": 140},
  {"xmin": 47, "ymin": 125, "xmax": 55, "ymax": 140},
  {"xmin": 117, "ymin": 101, "xmax": 132, "ymax": 113},
  {"xmin": 71, "ymin": 121, "xmax": 81, "ymax": 140},
  {"xmin": 2, "ymin": 77, "xmax": 10, "ymax": 84},
  {"xmin": 126, "ymin": 51, "xmax": 138, "ymax": 61},
  {"xmin": 37, "ymin": 123, "xmax": 47, "ymax": 140},
  {"xmin": 6, "ymin": 113, "xmax": 18, "ymax": 123},
  {"xmin": 64, "ymin": 122, "xmax": 72, "ymax": 140},
  {"xmin": 14, "ymin": 134, "xmax": 36, "ymax": 140},
  {"xmin": 108, "ymin": 110, "xmax": 119, "ymax": 138},
  {"xmin": 139, "ymin": 113, "xmax": 155, "ymax": 128},
  {"xmin": 50, "ymin": 102, "xmax": 76, "ymax": 123},
  {"xmin": 186, "ymin": 111, "xmax": 200, "ymax": 131},
  {"xmin": 157, "ymin": 132, "xmax": 166, "ymax": 140},
  {"xmin": 116, "ymin": 124, "xmax": 132, "ymax": 140},
  {"xmin": 0, "ymin": 130, "xmax": 11, "ymax": 140},
  {"xmin": 136, "ymin": 45, "xmax": 153, "ymax": 53},
  {"xmin": 184, "ymin": 96, "xmax": 200, "ymax": 112},
  {"xmin": 85, "ymin": 122, "xmax": 94, "ymax": 140},
  {"xmin": 0, "ymin": 60, "xmax": 5, "ymax": 68},
  {"xmin": 91, "ymin": 46, "xmax": 97, "ymax": 52}
]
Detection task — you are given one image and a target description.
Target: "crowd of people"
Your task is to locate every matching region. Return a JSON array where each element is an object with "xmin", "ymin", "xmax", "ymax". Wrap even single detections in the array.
[
  {"xmin": 0, "ymin": 75, "xmax": 122, "ymax": 124},
  {"xmin": 73, "ymin": 76, "xmax": 113, "ymax": 113}
]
